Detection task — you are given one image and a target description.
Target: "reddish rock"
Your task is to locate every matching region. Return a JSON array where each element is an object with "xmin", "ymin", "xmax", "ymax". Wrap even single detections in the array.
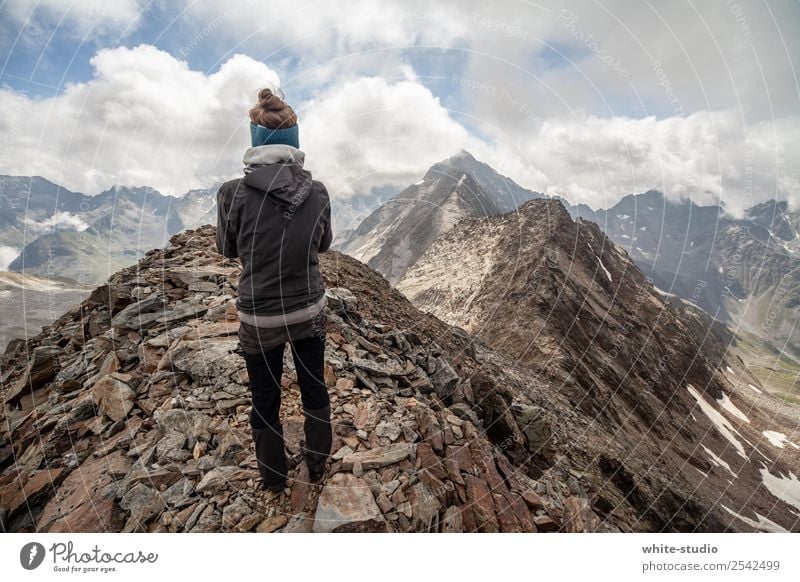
[
  {"xmin": 563, "ymin": 496, "xmax": 602, "ymax": 532},
  {"xmin": 464, "ymin": 475, "xmax": 499, "ymax": 532},
  {"xmin": 533, "ymin": 514, "xmax": 559, "ymax": 532},
  {"xmin": 407, "ymin": 480, "xmax": 442, "ymax": 531},
  {"xmin": 313, "ymin": 473, "xmax": 388, "ymax": 533},
  {"xmin": 509, "ymin": 493, "xmax": 535, "ymax": 532},
  {"xmin": 38, "ymin": 453, "xmax": 126, "ymax": 532},
  {"xmin": 441, "ymin": 505, "xmax": 464, "ymax": 532},
  {"xmin": 91, "ymin": 374, "xmax": 136, "ymax": 422},
  {"xmin": 521, "ymin": 489, "xmax": 546, "ymax": 510},
  {"xmin": 334, "ymin": 377, "xmax": 354, "ymax": 393},
  {"xmin": 413, "ymin": 407, "xmax": 444, "ymax": 453},
  {"xmin": 138, "ymin": 343, "xmax": 162, "ymax": 374},
  {"xmin": 415, "ymin": 442, "xmax": 447, "ymax": 481},
  {"xmin": 0, "ymin": 467, "xmax": 65, "ymax": 522}
]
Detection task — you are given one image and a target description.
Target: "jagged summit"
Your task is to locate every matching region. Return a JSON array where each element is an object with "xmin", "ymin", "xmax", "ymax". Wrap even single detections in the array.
[{"xmin": 336, "ymin": 152, "xmax": 542, "ymax": 284}]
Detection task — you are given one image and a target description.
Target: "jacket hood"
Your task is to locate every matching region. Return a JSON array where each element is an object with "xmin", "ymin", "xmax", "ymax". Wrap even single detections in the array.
[
  {"xmin": 243, "ymin": 144, "xmax": 305, "ymax": 167},
  {"xmin": 242, "ymin": 163, "xmax": 314, "ymax": 207},
  {"xmin": 242, "ymin": 144, "xmax": 312, "ymax": 207}
]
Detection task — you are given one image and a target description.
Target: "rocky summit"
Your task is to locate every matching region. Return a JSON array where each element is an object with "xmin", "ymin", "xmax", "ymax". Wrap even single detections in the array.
[
  {"xmin": 1, "ymin": 221, "xmax": 798, "ymax": 533},
  {"xmin": 1, "ymin": 225, "xmax": 601, "ymax": 533}
]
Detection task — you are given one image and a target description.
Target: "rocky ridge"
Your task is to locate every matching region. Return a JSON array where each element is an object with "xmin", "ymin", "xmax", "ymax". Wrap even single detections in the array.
[
  {"xmin": 398, "ymin": 198, "xmax": 800, "ymax": 532},
  {"xmin": 1, "ymin": 225, "xmax": 609, "ymax": 533}
]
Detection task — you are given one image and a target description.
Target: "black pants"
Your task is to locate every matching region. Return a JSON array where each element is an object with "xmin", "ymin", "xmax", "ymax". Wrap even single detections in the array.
[{"xmin": 242, "ymin": 334, "xmax": 330, "ymax": 430}]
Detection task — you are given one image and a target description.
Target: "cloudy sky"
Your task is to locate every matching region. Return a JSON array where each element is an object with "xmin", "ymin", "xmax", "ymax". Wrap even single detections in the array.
[{"xmin": 0, "ymin": 0, "xmax": 798, "ymax": 225}]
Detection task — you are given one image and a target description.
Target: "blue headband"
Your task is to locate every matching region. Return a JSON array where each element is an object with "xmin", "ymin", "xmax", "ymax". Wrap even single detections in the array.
[{"xmin": 250, "ymin": 122, "xmax": 300, "ymax": 148}]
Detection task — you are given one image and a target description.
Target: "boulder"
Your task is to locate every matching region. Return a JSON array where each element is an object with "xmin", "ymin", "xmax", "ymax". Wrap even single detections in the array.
[
  {"xmin": 313, "ymin": 473, "xmax": 388, "ymax": 533},
  {"xmin": 91, "ymin": 375, "xmax": 136, "ymax": 422},
  {"xmin": 111, "ymin": 294, "xmax": 167, "ymax": 330}
]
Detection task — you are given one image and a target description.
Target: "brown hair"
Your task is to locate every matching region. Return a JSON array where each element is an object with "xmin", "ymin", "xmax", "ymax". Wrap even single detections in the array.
[{"xmin": 248, "ymin": 88, "xmax": 297, "ymax": 129}]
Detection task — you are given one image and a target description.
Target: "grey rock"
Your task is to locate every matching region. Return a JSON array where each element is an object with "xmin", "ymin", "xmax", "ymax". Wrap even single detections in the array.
[
  {"xmin": 331, "ymin": 445, "xmax": 354, "ymax": 460},
  {"xmin": 341, "ymin": 443, "xmax": 412, "ymax": 471},
  {"xmin": 221, "ymin": 499, "xmax": 251, "ymax": 530},
  {"xmin": 511, "ymin": 402, "xmax": 552, "ymax": 452},
  {"xmin": 120, "ymin": 483, "xmax": 166, "ymax": 530},
  {"xmin": 111, "ymin": 295, "xmax": 167, "ymax": 330},
  {"xmin": 156, "ymin": 431, "xmax": 187, "ymax": 461},
  {"xmin": 375, "ymin": 420, "xmax": 402, "ymax": 441},
  {"xmin": 196, "ymin": 466, "xmax": 256, "ymax": 493},
  {"xmin": 189, "ymin": 504, "xmax": 222, "ymax": 532},
  {"xmin": 350, "ymin": 357, "xmax": 405, "ymax": 378},
  {"xmin": 313, "ymin": 473, "xmax": 388, "ymax": 533},
  {"xmin": 162, "ymin": 478, "xmax": 195, "ymax": 509},
  {"xmin": 161, "ymin": 338, "xmax": 237, "ymax": 381},
  {"xmin": 155, "ymin": 409, "xmax": 212, "ymax": 442},
  {"xmin": 325, "ymin": 287, "xmax": 358, "ymax": 315},
  {"xmin": 448, "ymin": 402, "xmax": 481, "ymax": 428},
  {"xmin": 430, "ymin": 357, "xmax": 459, "ymax": 400}
]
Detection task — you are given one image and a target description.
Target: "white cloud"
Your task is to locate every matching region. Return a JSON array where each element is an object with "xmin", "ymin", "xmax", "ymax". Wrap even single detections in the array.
[
  {"xmin": 180, "ymin": 0, "xmax": 800, "ymax": 122},
  {"xmin": 0, "ymin": 41, "xmax": 797, "ymax": 225},
  {"xmin": 300, "ymin": 76, "xmax": 477, "ymax": 199},
  {"xmin": 4, "ymin": 0, "xmax": 147, "ymax": 40},
  {"xmin": 0, "ymin": 44, "xmax": 278, "ymax": 195},
  {"xmin": 478, "ymin": 110, "xmax": 800, "ymax": 216},
  {"xmin": 24, "ymin": 211, "xmax": 89, "ymax": 233}
]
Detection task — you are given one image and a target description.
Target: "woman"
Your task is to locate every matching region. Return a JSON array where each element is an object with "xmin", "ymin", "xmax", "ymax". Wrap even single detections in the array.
[{"xmin": 216, "ymin": 85, "xmax": 333, "ymax": 493}]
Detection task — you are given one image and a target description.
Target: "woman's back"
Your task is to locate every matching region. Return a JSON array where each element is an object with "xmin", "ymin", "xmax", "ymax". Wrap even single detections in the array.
[{"xmin": 216, "ymin": 157, "xmax": 332, "ymax": 316}]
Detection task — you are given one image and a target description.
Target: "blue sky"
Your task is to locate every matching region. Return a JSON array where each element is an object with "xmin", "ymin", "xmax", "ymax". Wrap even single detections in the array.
[{"xmin": 0, "ymin": 0, "xmax": 798, "ymax": 220}]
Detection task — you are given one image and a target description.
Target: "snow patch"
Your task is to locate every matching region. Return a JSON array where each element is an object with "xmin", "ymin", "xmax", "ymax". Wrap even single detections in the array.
[
  {"xmin": 687, "ymin": 384, "xmax": 747, "ymax": 459},
  {"xmin": 586, "ymin": 243, "xmax": 612, "ymax": 282},
  {"xmin": 717, "ymin": 392, "xmax": 750, "ymax": 423},
  {"xmin": 701, "ymin": 444, "xmax": 738, "ymax": 478},
  {"xmin": 721, "ymin": 505, "xmax": 787, "ymax": 532},
  {"xmin": 0, "ymin": 245, "xmax": 20, "ymax": 271},
  {"xmin": 762, "ymin": 431, "xmax": 800, "ymax": 449},
  {"xmin": 759, "ymin": 466, "xmax": 800, "ymax": 512}
]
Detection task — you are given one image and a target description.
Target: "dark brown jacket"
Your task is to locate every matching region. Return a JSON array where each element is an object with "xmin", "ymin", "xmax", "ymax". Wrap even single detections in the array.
[{"xmin": 216, "ymin": 162, "xmax": 332, "ymax": 316}]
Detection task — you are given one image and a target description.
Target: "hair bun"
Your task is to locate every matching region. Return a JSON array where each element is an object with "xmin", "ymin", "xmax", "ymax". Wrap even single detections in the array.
[{"xmin": 249, "ymin": 86, "xmax": 297, "ymax": 129}]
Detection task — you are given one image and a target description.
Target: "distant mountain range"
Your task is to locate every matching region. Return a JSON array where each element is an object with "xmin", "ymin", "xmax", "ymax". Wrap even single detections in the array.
[
  {"xmin": 0, "ymin": 175, "xmax": 219, "ymax": 283},
  {"xmin": 337, "ymin": 151, "xmax": 800, "ymax": 404}
]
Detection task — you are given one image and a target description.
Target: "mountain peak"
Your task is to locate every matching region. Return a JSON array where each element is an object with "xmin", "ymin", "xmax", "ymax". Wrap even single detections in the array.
[{"xmin": 449, "ymin": 149, "xmax": 477, "ymax": 162}]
